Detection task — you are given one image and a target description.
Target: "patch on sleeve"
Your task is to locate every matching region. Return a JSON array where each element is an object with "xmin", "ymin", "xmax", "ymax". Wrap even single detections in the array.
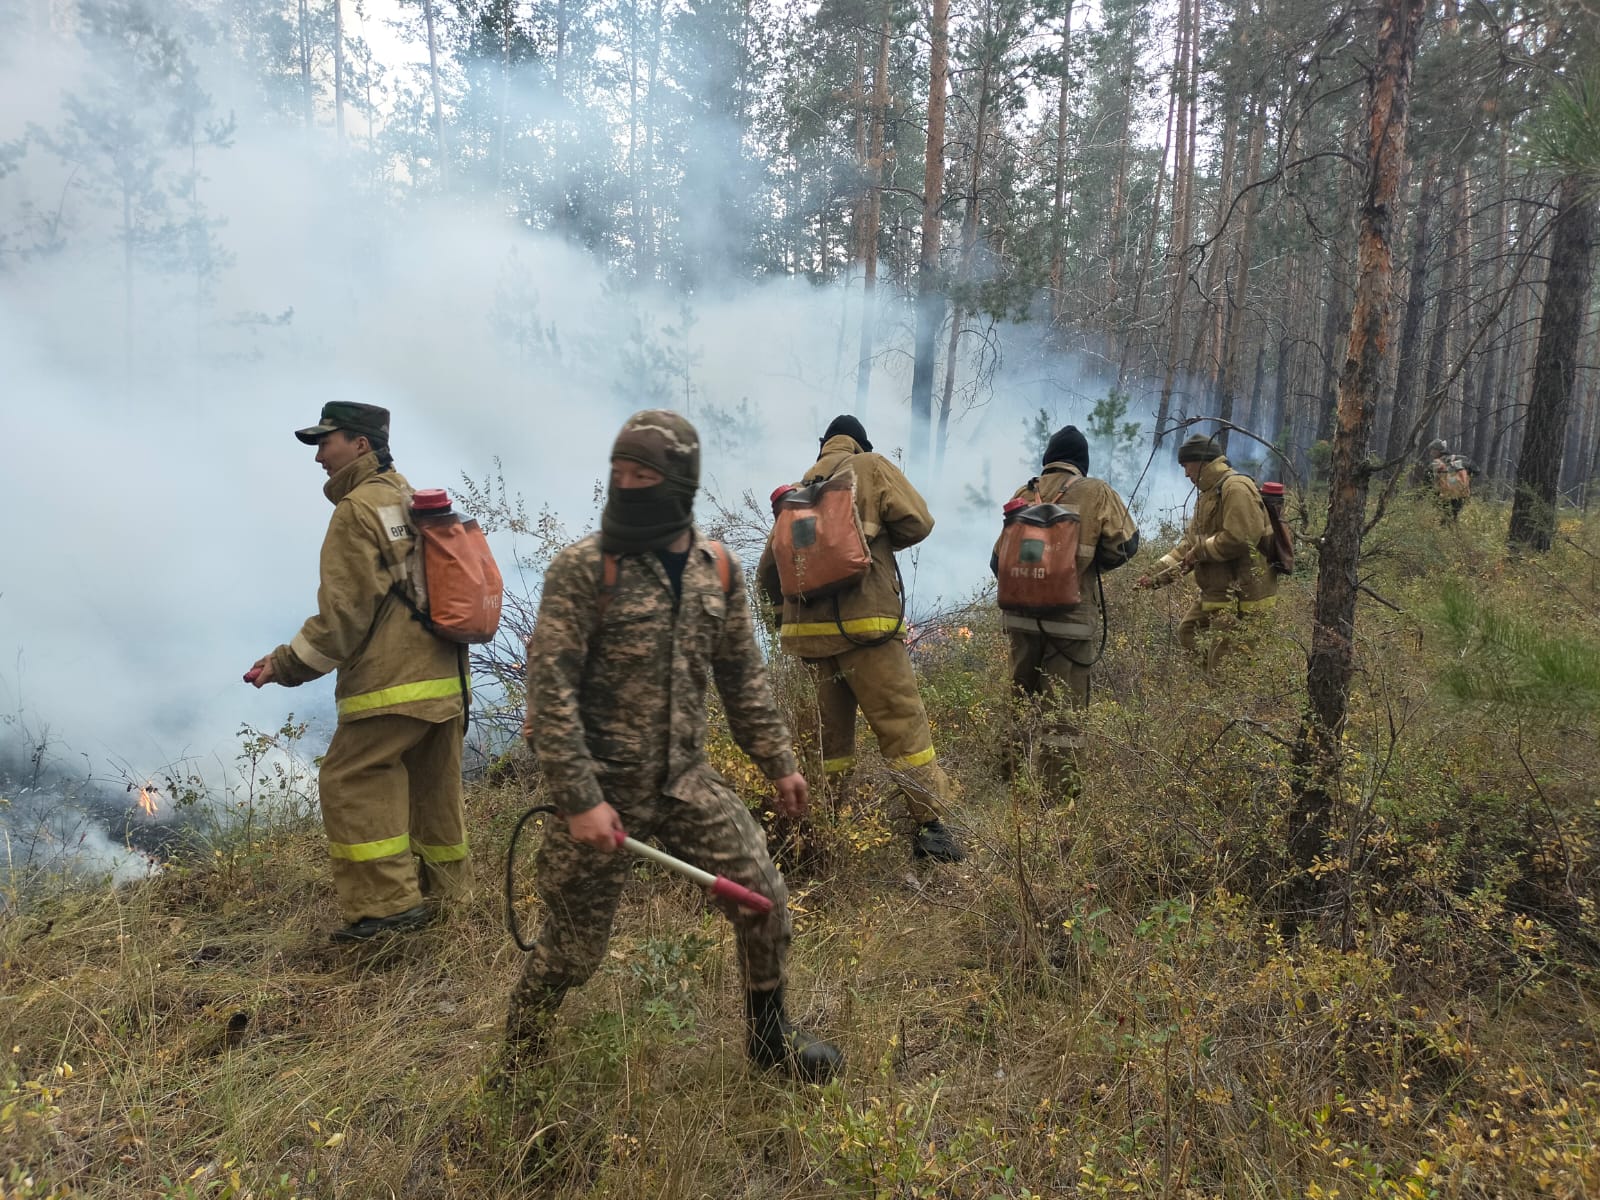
[{"xmin": 377, "ymin": 505, "xmax": 412, "ymax": 542}]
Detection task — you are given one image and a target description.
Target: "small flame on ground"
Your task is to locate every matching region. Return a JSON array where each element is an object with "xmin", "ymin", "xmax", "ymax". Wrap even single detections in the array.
[{"xmin": 137, "ymin": 783, "xmax": 158, "ymax": 816}]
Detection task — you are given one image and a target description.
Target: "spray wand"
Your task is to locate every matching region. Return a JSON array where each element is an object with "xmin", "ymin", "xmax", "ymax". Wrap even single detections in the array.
[{"xmin": 504, "ymin": 804, "xmax": 772, "ymax": 951}]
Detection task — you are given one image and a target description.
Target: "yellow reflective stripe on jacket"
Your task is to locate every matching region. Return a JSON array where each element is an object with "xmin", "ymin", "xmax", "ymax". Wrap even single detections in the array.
[
  {"xmin": 1199, "ymin": 595, "xmax": 1278, "ymax": 614},
  {"xmin": 823, "ymin": 756, "xmax": 858, "ymax": 774},
  {"xmin": 338, "ymin": 675, "xmax": 464, "ymax": 716},
  {"xmin": 328, "ymin": 833, "xmax": 409, "ymax": 862},
  {"xmin": 780, "ymin": 616, "xmax": 906, "ymax": 639},
  {"xmin": 413, "ymin": 839, "xmax": 469, "ymax": 864},
  {"xmin": 891, "ymin": 746, "xmax": 937, "ymax": 769}
]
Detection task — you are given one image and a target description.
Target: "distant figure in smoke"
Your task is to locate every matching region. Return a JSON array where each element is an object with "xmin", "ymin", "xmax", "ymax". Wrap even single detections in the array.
[
  {"xmin": 246, "ymin": 402, "xmax": 470, "ymax": 943},
  {"xmin": 502, "ymin": 410, "xmax": 839, "ymax": 1090},
  {"xmin": 757, "ymin": 415, "xmax": 966, "ymax": 864},
  {"xmin": 992, "ymin": 425, "xmax": 1140, "ymax": 805},
  {"xmin": 1135, "ymin": 434, "xmax": 1278, "ymax": 671},
  {"xmin": 1426, "ymin": 438, "xmax": 1479, "ymax": 523}
]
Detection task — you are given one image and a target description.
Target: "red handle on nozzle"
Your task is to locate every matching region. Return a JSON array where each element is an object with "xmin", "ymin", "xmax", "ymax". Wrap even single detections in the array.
[
  {"xmin": 710, "ymin": 876, "xmax": 774, "ymax": 915},
  {"xmin": 243, "ymin": 666, "xmax": 262, "ymax": 684}
]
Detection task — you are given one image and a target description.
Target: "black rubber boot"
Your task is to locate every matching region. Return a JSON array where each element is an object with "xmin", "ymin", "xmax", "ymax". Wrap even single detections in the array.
[
  {"xmin": 912, "ymin": 819, "xmax": 966, "ymax": 863},
  {"xmin": 746, "ymin": 987, "xmax": 842, "ymax": 1084},
  {"xmin": 330, "ymin": 903, "xmax": 437, "ymax": 944},
  {"xmin": 489, "ymin": 981, "xmax": 570, "ymax": 1099}
]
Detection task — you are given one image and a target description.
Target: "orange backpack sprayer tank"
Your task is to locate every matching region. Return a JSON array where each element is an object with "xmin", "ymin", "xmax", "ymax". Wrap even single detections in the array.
[
  {"xmin": 407, "ymin": 488, "xmax": 504, "ymax": 643},
  {"xmin": 768, "ymin": 470, "xmax": 873, "ymax": 601},
  {"xmin": 995, "ymin": 496, "xmax": 1083, "ymax": 613}
]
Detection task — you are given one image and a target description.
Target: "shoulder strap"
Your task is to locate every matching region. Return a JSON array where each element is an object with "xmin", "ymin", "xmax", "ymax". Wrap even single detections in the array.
[
  {"xmin": 1036, "ymin": 470, "xmax": 1084, "ymax": 504},
  {"xmin": 593, "ymin": 542, "xmax": 732, "ymax": 628},
  {"xmin": 594, "ymin": 550, "xmax": 620, "ymax": 623},
  {"xmin": 704, "ymin": 540, "xmax": 734, "ymax": 596}
]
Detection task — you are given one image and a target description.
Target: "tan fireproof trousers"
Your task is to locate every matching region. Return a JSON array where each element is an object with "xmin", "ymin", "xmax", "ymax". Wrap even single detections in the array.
[
  {"xmin": 806, "ymin": 639, "xmax": 952, "ymax": 825},
  {"xmin": 318, "ymin": 712, "xmax": 469, "ymax": 922},
  {"xmin": 1007, "ymin": 629, "xmax": 1092, "ymax": 799}
]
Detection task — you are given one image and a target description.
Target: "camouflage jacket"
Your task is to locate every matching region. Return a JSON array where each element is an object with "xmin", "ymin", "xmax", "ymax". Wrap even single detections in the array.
[
  {"xmin": 523, "ymin": 531, "xmax": 799, "ymax": 816},
  {"xmin": 269, "ymin": 452, "xmax": 464, "ymax": 724}
]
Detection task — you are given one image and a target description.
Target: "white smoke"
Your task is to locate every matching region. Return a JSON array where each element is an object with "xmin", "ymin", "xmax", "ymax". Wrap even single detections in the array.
[{"xmin": 0, "ymin": 0, "xmax": 1199, "ymax": 800}]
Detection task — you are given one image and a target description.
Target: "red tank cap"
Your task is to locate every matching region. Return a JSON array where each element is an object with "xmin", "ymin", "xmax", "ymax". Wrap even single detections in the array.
[
  {"xmin": 770, "ymin": 484, "xmax": 797, "ymax": 504},
  {"xmin": 1002, "ymin": 497, "xmax": 1029, "ymax": 514},
  {"xmin": 412, "ymin": 488, "xmax": 452, "ymax": 511},
  {"xmin": 1260, "ymin": 481, "xmax": 1285, "ymax": 497}
]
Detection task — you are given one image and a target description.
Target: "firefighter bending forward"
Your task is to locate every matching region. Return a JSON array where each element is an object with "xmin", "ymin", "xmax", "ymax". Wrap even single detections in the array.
[
  {"xmin": 1136, "ymin": 433, "xmax": 1278, "ymax": 670},
  {"xmin": 757, "ymin": 415, "xmax": 965, "ymax": 863},
  {"xmin": 248, "ymin": 402, "xmax": 469, "ymax": 943},
  {"xmin": 995, "ymin": 425, "xmax": 1139, "ymax": 803},
  {"xmin": 503, "ymin": 410, "xmax": 840, "ymax": 1089}
]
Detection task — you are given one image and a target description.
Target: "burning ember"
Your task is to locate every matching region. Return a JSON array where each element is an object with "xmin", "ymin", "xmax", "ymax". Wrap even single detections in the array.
[{"xmin": 136, "ymin": 782, "xmax": 159, "ymax": 816}]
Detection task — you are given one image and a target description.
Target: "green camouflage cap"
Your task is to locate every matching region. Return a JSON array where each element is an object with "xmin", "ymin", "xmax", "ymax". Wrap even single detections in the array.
[
  {"xmin": 611, "ymin": 409, "xmax": 700, "ymax": 487},
  {"xmin": 295, "ymin": 401, "xmax": 391, "ymax": 446}
]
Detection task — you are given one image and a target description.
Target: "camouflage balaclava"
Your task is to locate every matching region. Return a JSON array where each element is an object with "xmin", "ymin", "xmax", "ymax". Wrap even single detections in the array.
[{"xmin": 601, "ymin": 409, "xmax": 701, "ymax": 553}]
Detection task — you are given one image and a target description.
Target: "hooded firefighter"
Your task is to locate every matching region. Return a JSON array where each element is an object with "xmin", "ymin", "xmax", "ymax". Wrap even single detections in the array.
[
  {"xmin": 756, "ymin": 415, "xmax": 966, "ymax": 864},
  {"xmin": 993, "ymin": 425, "xmax": 1139, "ymax": 803}
]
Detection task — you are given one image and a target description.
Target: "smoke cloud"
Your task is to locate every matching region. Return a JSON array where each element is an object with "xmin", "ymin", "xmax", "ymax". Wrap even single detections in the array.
[{"xmin": 0, "ymin": 0, "xmax": 1197, "ymax": 812}]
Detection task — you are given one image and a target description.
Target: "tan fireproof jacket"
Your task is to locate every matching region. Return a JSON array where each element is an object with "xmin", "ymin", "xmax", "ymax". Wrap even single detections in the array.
[
  {"xmin": 994, "ymin": 463, "xmax": 1140, "ymax": 639},
  {"xmin": 756, "ymin": 434, "xmax": 934, "ymax": 659},
  {"xmin": 269, "ymin": 453, "xmax": 465, "ymax": 723},
  {"xmin": 1147, "ymin": 455, "xmax": 1278, "ymax": 611}
]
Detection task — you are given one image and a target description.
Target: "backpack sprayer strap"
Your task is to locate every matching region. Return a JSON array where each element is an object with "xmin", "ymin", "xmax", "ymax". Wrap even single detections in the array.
[{"xmin": 388, "ymin": 581, "xmax": 473, "ymax": 736}]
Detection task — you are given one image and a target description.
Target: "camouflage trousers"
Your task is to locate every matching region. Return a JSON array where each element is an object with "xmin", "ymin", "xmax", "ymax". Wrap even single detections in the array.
[
  {"xmin": 508, "ymin": 765, "xmax": 790, "ymax": 1042},
  {"xmin": 805, "ymin": 640, "xmax": 953, "ymax": 825},
  {"xmin": 1006, "ymin": 630, "xmax": 1092, "ymax": 800},
  {"xmin": 319, "ymin": 713, "xmax": 469, "ymax": 923},
  {"xmin": 1178, "ymin": 597, "xmax": 1275, "ymax": 673}
]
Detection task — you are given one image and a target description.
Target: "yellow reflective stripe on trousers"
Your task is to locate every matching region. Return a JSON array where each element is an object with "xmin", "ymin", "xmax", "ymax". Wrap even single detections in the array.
[
  {"xmin": 891, "ymin": 746, "xmax": 937, "ymax": 769},
  {"xmin": 823, "ymin": 756, "xmax": 858, "ymax": 774},
  {"xmin": 328, "ymin": 833, "xmax": 410, "ymax": 862},
  {"xmin": 1199, "ymin": 595, "xmax": 1278, "ymax": 614},
  {"xmin": 338, "ymin": 675, "xmax": 464, "ymax": 717},
  {"xmin": 414, "ymin": 839, "xmax": 469, "ymax": 863},
  {"xmin": 781, "ymin": 616, "xmax": 906, "ymax": 639}
]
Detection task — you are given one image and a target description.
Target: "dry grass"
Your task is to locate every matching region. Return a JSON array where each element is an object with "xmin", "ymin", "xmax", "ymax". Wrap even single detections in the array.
[{"xmin": 6, "ymin": 498, "xmax": 1600, "ymax": 1198}]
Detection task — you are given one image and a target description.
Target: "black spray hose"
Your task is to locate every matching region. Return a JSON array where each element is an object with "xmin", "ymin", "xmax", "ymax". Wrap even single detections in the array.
[{"xmin": 506, "ymin": 803, "xmax": 560, "ymax": 952}]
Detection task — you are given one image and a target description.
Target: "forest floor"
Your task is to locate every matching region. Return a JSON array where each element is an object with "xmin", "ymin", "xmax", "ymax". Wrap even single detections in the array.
[{"xmin": 6, "ymin": 497, "xmax": 1600, "ymax": 1199}]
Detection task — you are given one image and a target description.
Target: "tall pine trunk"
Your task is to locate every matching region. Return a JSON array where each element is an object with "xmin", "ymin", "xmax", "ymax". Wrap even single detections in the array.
[
  {"xmin": 422, "ymin": 0, "xmax": 447, "ymax": 184},
  {"xmin": 855, "ymin": 7, "xmax": 891, "ymax": 412},
  {"xmin": 908, "ymin": 0, "xmax": 948, "ymax": 479},
  {"xmin": 1508, "ymin": 174, "xmax": 1597, "ymax": 550},
  {"xmin": 1288, "ymin": 0, "xmax": 1426, "ymax": 921},
  {"xmin": 1048, "ymin": 1, "xmax": 1074, "ymax": 330}
]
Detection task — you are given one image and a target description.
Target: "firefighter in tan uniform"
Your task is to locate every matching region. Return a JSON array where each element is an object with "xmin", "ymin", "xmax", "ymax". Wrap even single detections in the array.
[
  {"xmin": 993, "ymin": 426, "xmax": 1139, "ymax": 802},
  {"xmin": 248, "ymin": 402, "xmax": 469, "ymax": 942},
  {"xmin": 1136, "ymin": 433, "xmax": 1278, "ymax": 670},
  {"xmin": 757, "ymin": 415, "xmax": 965, "ymax": 863}
]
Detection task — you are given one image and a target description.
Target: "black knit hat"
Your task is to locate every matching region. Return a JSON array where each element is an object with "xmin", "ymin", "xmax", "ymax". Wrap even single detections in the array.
[
  {"xmin": 822, "ymin": 414, "xmax": 873, "ymax": 452},
  {"xmin": 1177, "ymin": 433, "xmax": 1223, "ymax": 464},
  {"xmin": 1042, "ymin": 425, "xmax": 1089, "ymax": 473}
]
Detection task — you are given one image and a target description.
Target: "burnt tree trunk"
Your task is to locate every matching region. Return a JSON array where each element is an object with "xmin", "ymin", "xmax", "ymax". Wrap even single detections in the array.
[
  {"xmin": 1288, "ymin": 0, "xmax": 1425, "ymax": 922},
  {"xmin": 908, "ymin": 0, "xmax": 949, "ymax": 479}
]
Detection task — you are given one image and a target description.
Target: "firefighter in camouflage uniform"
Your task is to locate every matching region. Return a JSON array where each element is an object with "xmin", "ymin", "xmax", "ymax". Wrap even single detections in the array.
[
  {"xmin": 1136, "ymin": 433, "xmax": 1278, "ymax": 670},
  {"xmin": 994, "ymin": 425, "xmax": 1140, "ymax": 803},
  {"xmin": 248, "ymin": 402, "xmax": 469, "ymax": 943},
  {"xmin": 502, "ymin": 410, "xmax": 840, "ymax": 1089},
  {"xmin": 757, "ymin": 415, "xmax": 966, "ymax": 863}
]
